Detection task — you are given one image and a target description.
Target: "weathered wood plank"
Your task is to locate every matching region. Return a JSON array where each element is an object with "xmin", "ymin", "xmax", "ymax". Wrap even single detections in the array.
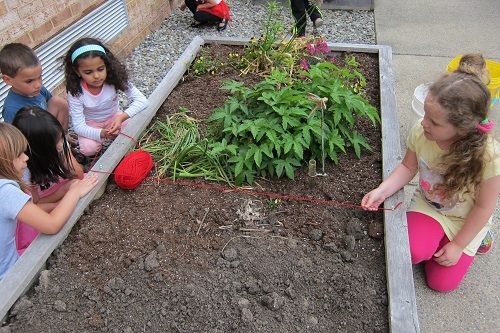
[
  {"xmin": 0, "ymin": 36, "xmax": 205, "ymax": 322},
  {"xmin": 378, "ymin": 45, "xmax": 420, "ymax": 333}
]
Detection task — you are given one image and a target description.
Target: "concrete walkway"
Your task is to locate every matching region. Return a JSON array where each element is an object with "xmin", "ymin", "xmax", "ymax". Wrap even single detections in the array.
[{"xmin": 374, "ymin": 1, "xmax": 500, "ymax": 332}]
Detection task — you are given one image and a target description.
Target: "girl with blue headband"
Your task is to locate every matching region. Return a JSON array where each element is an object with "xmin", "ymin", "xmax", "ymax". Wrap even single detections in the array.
[{"xmin": 63, "ymin": 38, "xmax": 148, "ymax": 158}]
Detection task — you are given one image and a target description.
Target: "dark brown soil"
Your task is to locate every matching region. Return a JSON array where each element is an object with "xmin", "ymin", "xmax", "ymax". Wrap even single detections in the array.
[{"xmin": 7, "ymin": 45, "xmax": 387, "ymax": 332}]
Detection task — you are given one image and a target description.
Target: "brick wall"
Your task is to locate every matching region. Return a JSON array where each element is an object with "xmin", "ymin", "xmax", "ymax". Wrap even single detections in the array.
[{"xmin": 0, "ymin": 0, "xmax": 178, "ymax": 59}]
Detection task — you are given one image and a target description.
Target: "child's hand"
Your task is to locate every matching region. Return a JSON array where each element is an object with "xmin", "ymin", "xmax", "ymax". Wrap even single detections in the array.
[
  {"xmin": 361, "ymin": 188, "xmax": 386, "ymax": 211},
  {"xmin": 107, "ymin": 114, "xmax": 129, "ymax": 136},
  {"xmin": 433, "ymin": 241, "xmax": 463, "ymax": 266},
  {"xmin": 180, "ymin": 3, "xmax": 186, "ymax": 10},
  {"xmin": 69, "ymin": 174, "xmax": 99, "ymax": 198},
  {"xmin": 100, "ymin": 128, "xmax": 110, "ymax": 139}
]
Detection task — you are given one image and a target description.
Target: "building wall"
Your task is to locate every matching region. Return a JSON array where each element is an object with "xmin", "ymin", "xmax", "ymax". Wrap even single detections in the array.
[{"xmin": 0, "ymin": 0, "xmax": 178, "ymax": 58}]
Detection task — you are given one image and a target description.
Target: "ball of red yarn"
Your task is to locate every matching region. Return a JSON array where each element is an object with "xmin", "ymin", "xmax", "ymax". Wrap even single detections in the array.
[{"xmin": 114, "ymin": 150, "xmax": 154, "ymax": 190}]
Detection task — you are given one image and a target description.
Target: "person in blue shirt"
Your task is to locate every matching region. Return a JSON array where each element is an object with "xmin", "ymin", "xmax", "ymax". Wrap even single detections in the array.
[
  {"xmin": 0, "ymin": 43, "xmax": 69, "ymax": 129},
  {"xmin": 0, "ymin": 122, "xmax": 97, "ymax": 280}
]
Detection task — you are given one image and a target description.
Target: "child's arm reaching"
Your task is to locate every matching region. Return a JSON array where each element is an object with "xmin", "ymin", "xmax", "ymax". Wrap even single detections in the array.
[
  {"xmin": 433, "ymin": 175, "xmax": 500, "ymax": 266},
  {"xmin": 361, "ymin": 149, "xmax": 418, "ymax": 211},
  {"xmin": 106, "ymin": 83, "xmax": 148, "ymax": 136},
  {"xmin": 16, "ymin": 174, "xmax": 98, "ymax": 234}
]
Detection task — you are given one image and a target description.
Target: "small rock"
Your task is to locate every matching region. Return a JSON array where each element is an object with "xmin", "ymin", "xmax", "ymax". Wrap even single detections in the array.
[
  {"xmin": 230, "ymin": 260, "xmax": 240, "ymax": 268},
  {"xmin": 11, "ymin": 297, "xmax": 33, "ymax": 315},
  {"xmin": 124, "ymin": 327, "xmax": 133, "ymax": 333},
  {"xmin": 340, "ymin": 250, "xmax": 353, "ymax": 262},
  {"xmin": 216, "ymin": 257, "xmax": 229, "ymax": 267},
  {"xmin": 309, "ymin": 229, "xmax": 323, "ymax": 241},
  {"xmin": 237, "ymin": 298, "xmax": 250, "ymax": 308},
  {"xmin": 107, "ymin": 277, "xmax": 125, "ymax": 291},
  {"xmin": 260, "ymin": 292, "xmax": 284, "ymax": 311},
  {"xmin": 38, "ymin": 270, "xmax": 50, "ymax": 291},
  {"xmin": 285, "ymin": 286, "xmax": 296, "ymax": 299},
  {"xmin": 156, "ymin": 243, "xmax": 167, "ymax": 253},
  {"xmin": 323, "ymin": 242, "xmax": 338, "ymax": 252},
  {"xmin": 222, "ymin": 248, "xmax": 238, "ymax": 262},
  {"xmin": 345, "ymin": 218, "xmax": 365, "ymax": 240},
  {"xmin": 307, "ymin": 315, "xmax": 318, "ymax": 326},
  {"xmin": 241, "ymin": 308, "xmax": 253, "ymax": 322},
  {"xmin": 53, "ymin": 300, "xmax": 66, "ymax": 312},
  {"xmin": 368, "ymin": 222, "xmax": 384, "ymax": 239},
  {"xmin": 245, "ymin": 280, "xmax": 260, "ymax": 295},
  {"xmin": 144, "ymin": 251, "xmax": 160, "ymax": 271},
  {"xmin": 153, "ymin": 272, "xmax": 164, "ymax": 282},
  {"xmin": 344, "ymin": 235, "xmax": 356, "ymax": 251}
]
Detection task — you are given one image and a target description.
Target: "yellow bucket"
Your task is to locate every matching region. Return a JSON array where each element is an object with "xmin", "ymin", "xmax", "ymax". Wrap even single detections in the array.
[{"xmin": 446, "ymin": 55, "xmax": 500, "ymax": 107}]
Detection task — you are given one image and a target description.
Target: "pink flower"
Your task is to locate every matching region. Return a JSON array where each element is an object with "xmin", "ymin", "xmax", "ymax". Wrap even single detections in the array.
[
  {"xmin": 315, "ymin": 41, "xmax": 329, "ymax": 54},
  {"xmin": 300, "ymin": 59, "xmax": 310, "ymax": 70},
  {"xmin": 306, "ymin": 44, "xmax": 315, "ymax": 55}
]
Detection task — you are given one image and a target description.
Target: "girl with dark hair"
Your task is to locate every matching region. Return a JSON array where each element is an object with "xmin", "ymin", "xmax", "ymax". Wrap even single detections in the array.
[
  {"xmin": 13, "ymin": 106, "xmax": 85, "ymax": 253},
  {"xmin": 63, "ymin": 37, "xmax": 148, "ymax": 157},
  {"xmin": 0, "ymin": 122, "xmax": 97, "ymax": 279}
]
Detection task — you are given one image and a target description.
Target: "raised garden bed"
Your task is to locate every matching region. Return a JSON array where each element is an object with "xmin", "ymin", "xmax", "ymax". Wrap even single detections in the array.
[{"xmin": 0, "ymin": 37, "xmax": 419, "ymax": 332}]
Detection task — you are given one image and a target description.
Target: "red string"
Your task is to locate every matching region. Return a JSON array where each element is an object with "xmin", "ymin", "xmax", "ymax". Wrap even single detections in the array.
[{"xmin": 90, "ymin": 132, "xmax": 402, "ymax": 211}]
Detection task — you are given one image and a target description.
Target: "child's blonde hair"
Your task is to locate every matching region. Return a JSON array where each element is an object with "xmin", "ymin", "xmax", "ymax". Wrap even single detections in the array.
[
  {"xmin": 428, "ymin": 53, "xmax": 491, "ymax": 198},
  {"xmin": 458, "ymin": 53, "xmax": 490, "ymax": 86},
  {"xmin": 0, "ymin": 123, "xmax": 28, "ymax": 189}
]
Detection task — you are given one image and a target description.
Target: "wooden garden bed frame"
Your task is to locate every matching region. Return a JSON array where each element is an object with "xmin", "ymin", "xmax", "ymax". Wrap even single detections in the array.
[{"xmin": 0, "ymin": 36, "xmax": 419, "ymax": 332}]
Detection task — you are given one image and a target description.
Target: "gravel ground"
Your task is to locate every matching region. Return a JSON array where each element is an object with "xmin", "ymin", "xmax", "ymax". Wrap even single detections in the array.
[{"xmin": 125, "ymin": 0, "xmax": 375, "ymax": 97}]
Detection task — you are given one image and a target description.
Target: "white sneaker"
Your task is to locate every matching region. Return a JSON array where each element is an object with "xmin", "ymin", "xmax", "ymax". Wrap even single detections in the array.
[{"xmin": 313, "ymin": 17, "xmax": 324, "ymax": 29}]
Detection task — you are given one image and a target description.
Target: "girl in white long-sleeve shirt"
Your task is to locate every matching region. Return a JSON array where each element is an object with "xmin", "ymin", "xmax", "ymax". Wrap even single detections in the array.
[{"xmin": 63, "ymin": 38, "xmax": 149, "ymax": 156}]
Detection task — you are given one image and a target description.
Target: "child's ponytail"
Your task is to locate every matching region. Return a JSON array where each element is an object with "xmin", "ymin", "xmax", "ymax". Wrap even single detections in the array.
[{"xmin": 429, "ymin": 54, "xmax": 492, "ymax": 198}]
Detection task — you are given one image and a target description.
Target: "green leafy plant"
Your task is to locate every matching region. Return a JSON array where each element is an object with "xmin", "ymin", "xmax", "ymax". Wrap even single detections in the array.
[
  {"xmin": 141, "ymin": 110, "xmax": 232, "ymax": 183},
  {"xmin": 239, "ymin": 1, "xmax": 310, "ymax": 76},
  {"xmin": 189, "ymin": 48, "xmax": 224, "ymax": 77},
  {"xmin": 208, "ymin": 60, "xmax": 380, "ymax": 184}
]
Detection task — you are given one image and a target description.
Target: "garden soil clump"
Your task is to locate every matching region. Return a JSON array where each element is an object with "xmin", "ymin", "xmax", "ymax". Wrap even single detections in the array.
[{"xmin": 8, "ymin": 45, "xmax": 387, "ymax": 332}]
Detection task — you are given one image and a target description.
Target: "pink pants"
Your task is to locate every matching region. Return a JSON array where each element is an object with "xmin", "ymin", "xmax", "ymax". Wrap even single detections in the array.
[
  {"xmin": 16, "ymin": 178, "xmax": 71, "ymax": 255},
  {"xmin": 78, "ymin": 112, "xmax": 127, "ymax": 156},
  {"xmin": 407, "ymin": 211, "xmax": 474, "ymax": 292}
]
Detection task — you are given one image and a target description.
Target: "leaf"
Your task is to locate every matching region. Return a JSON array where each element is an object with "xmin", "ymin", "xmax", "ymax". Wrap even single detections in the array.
[
  {"xmin": 350, "ymin": 131, "xmax": 372, "ymax": 158},
  {"xmin": 254, "ymin": 148, "xmax": 263, "ymax": 167}
]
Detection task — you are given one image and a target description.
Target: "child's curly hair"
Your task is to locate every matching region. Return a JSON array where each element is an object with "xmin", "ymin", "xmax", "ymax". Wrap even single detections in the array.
[
  {"xmin": 63, "ymin": 37, "xmax": 129, "ymax": 96},
  {"xmin": 429, "ymin": 54, "xmax": 492, "ymax": 199}
]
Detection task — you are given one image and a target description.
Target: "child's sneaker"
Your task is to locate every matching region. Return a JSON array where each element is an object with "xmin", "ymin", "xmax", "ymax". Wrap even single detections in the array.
[
  {"xmin": 476, "ymin": 229, "xmax": 494, "ymax": 255},
  {"xmin": 313, "ymin": 17, "xmax": 324, "ymax": 29}
]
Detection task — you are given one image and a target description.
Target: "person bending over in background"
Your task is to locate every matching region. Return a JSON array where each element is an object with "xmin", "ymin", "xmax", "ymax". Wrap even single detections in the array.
[{"xmin": 180, "ymin": 0, "xmax": 231, "ymax": 31}]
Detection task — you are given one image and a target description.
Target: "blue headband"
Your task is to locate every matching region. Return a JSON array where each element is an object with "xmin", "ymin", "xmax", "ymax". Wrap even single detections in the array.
[{"xmin": 71, "ymin": 44, "xmax": 106, "ymax": 63}]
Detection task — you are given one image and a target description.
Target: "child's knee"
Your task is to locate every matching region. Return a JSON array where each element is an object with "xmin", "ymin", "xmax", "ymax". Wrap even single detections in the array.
[
  {"xmin": 426, "ymin": 274, "xmax": 461, "ymax": 293},
  {"xmin": 409, "ymin": 237, "xmax": 437, "ymax": 264},
  {"xmin": 78, "ymin": 138, "xmax": 101, "ymax": 156}
]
